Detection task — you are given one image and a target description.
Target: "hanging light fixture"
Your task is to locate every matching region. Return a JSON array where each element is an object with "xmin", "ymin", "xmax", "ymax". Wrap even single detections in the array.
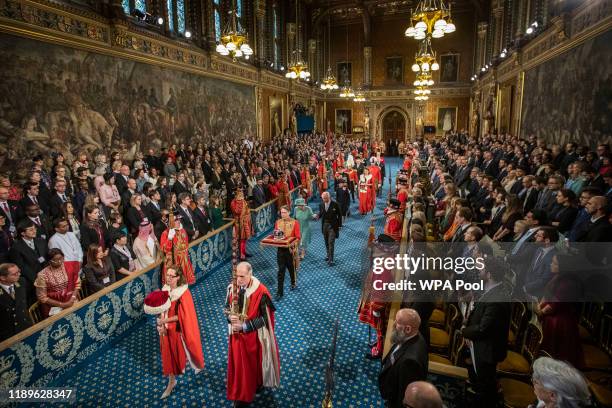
[
  {"xmin": 216, "ymin": 0, "xmax": 253, "ymax": 61},
  {"xmin": 286, "ymin": 0, "xmax": 310, "ymax": 80},
  {"xmin": 338, "ymin": 20, "xmax": 354, "ymax": 97},
  {"xmin": 404, "ymin": 0, "xmax": 455, "ymax": 41},
  {"xmin": 411, "ymin": 36, "xmax": 440, "ymax": 73},
  {"xmin": 320, "ymin": 6, "xmax": 338, "ymax": 90},
  {"xmin": 353, "ymin": 87, "xmax": 366, "ymax": 102}
]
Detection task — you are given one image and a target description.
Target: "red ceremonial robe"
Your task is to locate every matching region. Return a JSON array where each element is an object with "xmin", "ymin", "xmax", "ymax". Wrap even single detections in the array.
[
  {"xmin": 160, "ymin": 285, "xmax": 205, "ymax": 376},
  {"xmin": 300, "ymin": 169, "xmax": 312, "ymax": 198},
  {"xmin": 227, "ymin": 277, "xmax": 280, "ymax": 403},
  {"xmin": 358, "ymin": 174, "xmax": 374, "ymax": 214},
  {"xmin": 397, "ymin": 188, "xmax": 409, "ymax": 212},
  {"xmin": 383, "ymin": 210, "xmax": 403, "ymax": 241},
  {"xmin": 160, "ymin": 228, "xmax": 195, "ymax": 284}
]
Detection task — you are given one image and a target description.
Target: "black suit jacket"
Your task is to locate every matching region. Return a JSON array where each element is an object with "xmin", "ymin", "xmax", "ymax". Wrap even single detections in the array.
[
  {"xmin": 578, "ymin": 217, "xmax": 612, "ymax": 243},
  {"xmin": 80, "ymin": 222, "xmax": 109, "ymax": 255},
  {"xmin": 462, "ymin": 284, "xmax": 511, "ymax": 365},
  {"xmin": 0, "ymin": 278, "xmax": 33, "ymax": 341},
  {"xmin": 522, "ymin": 188, "xmax": 539, "ymax": 214},
  {"xmin": 172, "ymin": 181, "xmax": 189, "ymax": 196},
  {"xmin": 48, "ymin": 193, "xmax": 69, "ymax": 220},
  {"xmin": 18, "ymin": 195, "xmax": 50, "ymax": 219},
  {"xmin": 378, "ymin": 333, "xmax": 429, "ymax": 408},
  {"xmin": 114, "ymin": 173, "xmax": 128, "ymax": 194},
  {"xmin": 193, "ymin": 206, "xmax": 212, "ymax": 236},
  {"xmin": 177, "ymin": 206, "xmax": 198, "ymax": 239},
  {"xmin": 252, "ymin": 185, "xmax": 266, "ymax": 207},
  {"xmin": 318, "ymin": 200, "xmax": 342, "ymax": 235},
  {"xmin": 144, "ymin": 201, "xmax": 162, "ymax": 225},
  {"xmin": 29, "ymin": 215, "xmax": 53, "ymax": 241},
  {"xmin": 0, "ymin": 200, "xmax": 18, "ymax": 233},
  {"xmin": 8, "ymin": 238, "xmax": 48, "ymax": 285}
]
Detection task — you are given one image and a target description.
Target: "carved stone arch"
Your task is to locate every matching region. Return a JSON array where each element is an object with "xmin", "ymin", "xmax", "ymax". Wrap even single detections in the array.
[{"xmin": 375, "ymin": 105, "xmax": 411, "ymax": 144}]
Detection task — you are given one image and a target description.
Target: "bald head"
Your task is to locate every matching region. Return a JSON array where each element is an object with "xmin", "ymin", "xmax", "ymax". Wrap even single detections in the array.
[
  {"xmin": 586, "ymin": 196, "xmax": 607, "ymax": 217},
  {"xmin": 395, "ymin": 308, "xmax": 421, "ymax": 338},
  {"xmin": 403, "ymin": 381, "xmax": 443, "ymax": 408}
]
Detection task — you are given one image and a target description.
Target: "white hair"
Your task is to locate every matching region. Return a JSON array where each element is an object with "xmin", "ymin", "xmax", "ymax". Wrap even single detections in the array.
[
  {"xmin": 532, "ymin": 357, "xmax": 591, "ymax": 408},
  {"xmin": 236, "ymin": 261, "xmax": 252, "ymax": 276}
]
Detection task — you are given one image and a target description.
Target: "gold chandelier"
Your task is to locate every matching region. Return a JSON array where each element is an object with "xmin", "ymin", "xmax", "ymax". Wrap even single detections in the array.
[
  {"xmin": 285, "ymin": 50, "xmax": 311, "ymax": 79},
  {"xmin": 286, "ymin": 0, "xmax": 310, "ymax": 80},
  {"xmin": 321, "ymin": 66, "xmax": 339, "ymax": 90},
  {"xmin": 320, "ymin": 13, "xmax": 338, "ymax": 90},
  {"xmin": 413, "ymin": 70, "xmax": 434, "ymax": 87},
  {"xmin": 404, "ymin": 0, "xmax": 455, "ymax": 40},
  {"xmin": 353, "ymin": 87, "xmax": 366, "ymax": 102},
  {"xmin": 215, "ymin": 2, "xmax": 253, "ymax": 61},
  {"xmin": 411, "ymin": 37, "xmax": 440, "ymax": 73},
  {"xmin": 339, "ymin": 83, "xmax": 355, "ymax": 98}
]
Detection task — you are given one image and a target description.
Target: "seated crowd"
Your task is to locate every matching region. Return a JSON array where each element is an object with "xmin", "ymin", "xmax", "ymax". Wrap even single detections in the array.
[
  {"xmin": 393, "ymin": 132, "xmax": 611, "ymax": 407},
  {"xmin": 0, "ymin": 132, "xmax": 378, "ymax": 342}
]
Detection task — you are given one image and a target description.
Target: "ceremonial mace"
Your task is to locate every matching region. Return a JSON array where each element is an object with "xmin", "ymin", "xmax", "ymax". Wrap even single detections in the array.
[
  {"xmin": 322, "ymin": 319, "xmax": 339, "ymax": 408},
  {"xmin": 225, "ymin": 206, "xmax": 247, "ymax": 324}
]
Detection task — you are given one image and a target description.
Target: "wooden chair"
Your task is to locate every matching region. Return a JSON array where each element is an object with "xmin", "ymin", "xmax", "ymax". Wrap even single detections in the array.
[
  {"xmin": 28, "ymin": 301, "xmax": 42, "ymax": 324},
  {"xmin": 499, "ymin": 378, "xmax": 536, "ymax": 408},
  {"xmin": 429, "ymin": 327, "xmax": 467, "ymax": 366},
  {"xmin": 430, "ymin": 302, "xmax": 447, "ymax": 328},
  {"xmin": 430, "ymin": 304, "xmax": 460, "ymax": 356},
  {"xmin": 497, "ymin": 323, "xmax": 542, "ymax": 378},
  {"xmin": 507, "ymin": 302, "xmax": 528, "ymax": 350},
  {"xmin": 583, "ymin": 313, "xmax": 612, "ymax": 372},
  {"xmin": 579, "ymin": 302, "xmax": 604, "ymax": 345}
]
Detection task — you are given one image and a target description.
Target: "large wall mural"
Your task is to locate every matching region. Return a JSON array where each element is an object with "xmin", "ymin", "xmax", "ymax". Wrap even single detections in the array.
[
  {"xmin": 520, "ymin": 30, "xmax": 612, "ymax": 146},
  {"xmin": 0, "ymin": 34, "xmax": 255, "ymax": 170}
]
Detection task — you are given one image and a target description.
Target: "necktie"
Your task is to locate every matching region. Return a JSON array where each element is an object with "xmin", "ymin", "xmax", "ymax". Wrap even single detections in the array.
[
  {"xmin": 34, "ymin": 217, "xmax": 41, "ymax": 226},
  {"xmin": 32, "ymin": 196, "xmax": 38, "ymax": 205},
  {"xmin": 61, "ymin": 194, "xmax": 67, "ymax": 202},
  {"xmin": 1, "ymin": 202, "xmax": 11, "ymax": 222},
  {"xmin": 26, "ymin": 239, "xmax": 35, "ymax": 251},
  {"xmin": 532, "ymin": 248, "xmax": 544, "ymax": 269},
  {"xmin": 8, "ymin": 285, "xmax": 15, "ymax": 299}
]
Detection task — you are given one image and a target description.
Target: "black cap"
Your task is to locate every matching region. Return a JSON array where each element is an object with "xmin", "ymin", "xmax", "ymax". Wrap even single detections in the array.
[{"xmin": 388, "ymin": 198, "xmax": 401, "ymax": 209}]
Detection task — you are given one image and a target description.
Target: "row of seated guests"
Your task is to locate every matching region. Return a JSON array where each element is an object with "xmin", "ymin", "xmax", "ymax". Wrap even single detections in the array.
[{"xmin": 399, "ymin": 135, "xmax": 612, "ymax": 407}]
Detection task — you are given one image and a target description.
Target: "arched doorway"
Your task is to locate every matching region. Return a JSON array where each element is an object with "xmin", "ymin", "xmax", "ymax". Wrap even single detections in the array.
[{"xmin": 382, "ymin": 111, "xmax": 405, "ymax": 155}]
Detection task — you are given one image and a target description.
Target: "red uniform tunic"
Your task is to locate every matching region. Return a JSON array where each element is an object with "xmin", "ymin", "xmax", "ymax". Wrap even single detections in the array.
[
  {"xmin": 383, "ymin": 210, "xmax": 403, "ymax": 241},
  {"xmin": 160, "ymin": 228, "xmax": 195, "ymax": 284},
  {"xmin": 227, "ymin": 278, "xmax": 280, "ymax": 403},
  {"xmin": 230, "ymin": 198, "xmax": 253, "ymax": 240},
  {"xmin": 160, "ymin": 285, "xmax": 205, "ymax": 375},
  {"xmin": 396, "ymin": 188, "xmax": 409, "ymax": 212},
  {"xmin": 300, "ymin": 169, "xmax": 312, "ymax": 198},
  {"xmin": 276, "ymin": 180, "xmax": 291, "ymax": 209},
  {"xmin": 358, "ymin": 174, "xmax": 374, "ymax": 214},
  {"xmin": 317, "ymin": 162, "xmax": 328, "ymax": 192}
]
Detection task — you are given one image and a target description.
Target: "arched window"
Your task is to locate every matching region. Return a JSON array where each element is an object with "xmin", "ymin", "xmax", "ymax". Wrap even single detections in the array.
[
  {"xmin": 122, "ymin": 0, "xmax": 146, "ymax": 15},
  {"xmin": 166, "ymin": 0, "xmax": 186, "ymax": 34},
  {"xmin": 214, "ymin": 0, "xmax": 222, "ymax": 41}
]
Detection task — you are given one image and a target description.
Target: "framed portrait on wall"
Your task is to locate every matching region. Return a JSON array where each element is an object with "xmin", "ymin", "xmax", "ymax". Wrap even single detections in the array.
[
  {"xmin": 269, "ymin": 96, "xmax": 284, "ymax": 139},
  {"xmin": 335, "ymin": 109, "xmax": 352, "ymax": 134},
  {"xmin": 337, "ymin": 62, "xmax": 352, "ymax": 86},
  {"xmin": 386, "ymin": 56, "xmax": 403, "ymax": 84},
  {"xmin": 436, "ymin": 107, "xmax": 457, "ymax": 134},
  {"xmin": 440, "ymin": 54, "xmax": 459, "ymax": 82}
]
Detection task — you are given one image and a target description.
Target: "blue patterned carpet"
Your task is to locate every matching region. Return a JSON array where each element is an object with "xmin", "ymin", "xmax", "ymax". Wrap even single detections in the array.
[{"xmin": 56, "ymin": 158, "xmax": 402, "ymax": 407}]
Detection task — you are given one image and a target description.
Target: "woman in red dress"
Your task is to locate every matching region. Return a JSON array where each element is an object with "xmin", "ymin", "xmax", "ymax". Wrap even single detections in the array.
[
  {"xmin": 35, "ymin": 248, "xmax": 81, "ymax": 318},
  {"xmin": 151, "ymin": 266, "xmax": 205, "ymax": 399},
  {"xmin": 358, "ymin": 168, "xmax": 374, "ymax": 215},
  {"xmin": 536, "ymin": 254, "xmax": 585, "ymax": 369}
]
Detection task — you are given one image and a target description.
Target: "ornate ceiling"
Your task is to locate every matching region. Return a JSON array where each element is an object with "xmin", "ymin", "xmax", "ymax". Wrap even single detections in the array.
[{"xmin": 310, "ymin": 0, "xmax": 488, "ymax": 24}]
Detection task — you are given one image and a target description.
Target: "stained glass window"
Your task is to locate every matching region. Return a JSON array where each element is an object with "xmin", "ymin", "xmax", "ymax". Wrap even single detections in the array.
[
  {"xmin": 177, "ymin": 0, "xmax": 185, "ymax": 34},
  {"xmin": 167, "ymin": 0, "xmax": 175, "ymax": 31},
  {"xmin": 214, "ymin": 9, "xmax": 221, "ymax": 41},
  {"xmin": 273, "ymin": 8, "xmax": 278, "ymax": 38},
  {"xmin": 236, "ymin": 0, "xmax": 242, "ymax": 18},
  {"xmin": 134, "ymin": 0, "xmax": 146, "ymax": 12},
  {"xmin": 122, "ymin": 0, "xmax": 130, "ymax": 15}
]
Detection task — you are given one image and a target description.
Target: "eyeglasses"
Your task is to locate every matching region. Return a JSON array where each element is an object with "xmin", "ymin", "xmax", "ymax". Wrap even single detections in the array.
[{"xmin": 166, "ymin": 274, "xmax": 178, "ymax": 279}]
